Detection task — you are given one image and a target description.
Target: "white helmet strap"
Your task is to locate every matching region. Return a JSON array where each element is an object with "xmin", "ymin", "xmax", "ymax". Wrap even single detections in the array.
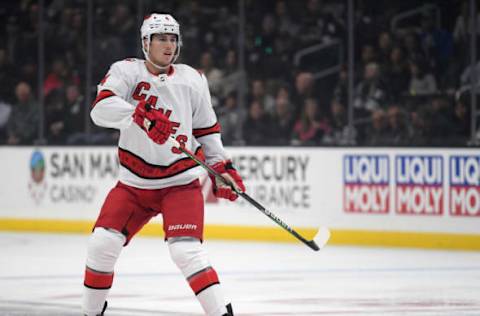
[
  {"xmin": 142, "ymin": 34, "xmax": 181, "ymax": 71},
  {"xmin": 143, "ymin": 36, "xmax": 168, "ymax": 71}
]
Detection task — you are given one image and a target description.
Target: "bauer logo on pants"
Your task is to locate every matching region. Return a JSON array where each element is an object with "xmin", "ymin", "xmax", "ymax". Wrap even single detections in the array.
[
  {"xmin": 450, "ymin": 155, "xmax": 480, "ymax": 217},
  {"xmin": 343, "ymin": 155, "xmax": 389, "ymax": 214},
  {"xmin": 168, "ymin": 224, "xmax": 198, "ymax": 231},
  {"xmin": 395, "ymin": 155, "xmax": 443, "ymax": 215}
]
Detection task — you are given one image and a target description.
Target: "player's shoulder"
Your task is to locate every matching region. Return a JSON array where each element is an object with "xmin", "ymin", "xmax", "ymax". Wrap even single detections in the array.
[
  {"xmin": 173, "ymin": 64, "xmax": 206, "ymax": 87},
  {"xmin": 110, "ymin": 58, "xmax": 145, "ymax": 73},
  {"xmin": 174, "ymin": 64, "xmax": 205, "ymax": 80}
]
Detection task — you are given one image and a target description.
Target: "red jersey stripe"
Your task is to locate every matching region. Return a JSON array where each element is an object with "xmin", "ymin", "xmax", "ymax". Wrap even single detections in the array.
[
  {"xmin": 92, "ymin": 90, "xmax": 115, "ymax": 108},
  {"xmin": 193, "ymin": 122, "xmax": 221, "ymax": 138},
  {"xmin": 118, "ymin": 146, "xmax": 205, "ymax": 179}
]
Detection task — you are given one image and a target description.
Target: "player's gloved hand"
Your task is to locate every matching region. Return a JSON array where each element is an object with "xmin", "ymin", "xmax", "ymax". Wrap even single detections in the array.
[
  {"xmin": 209, "ymin": 160, "xmax": 245, "ymax": 201},
  {"xmin": 133, "ymin": 100, "xmax": 173, "ymax": 145}
]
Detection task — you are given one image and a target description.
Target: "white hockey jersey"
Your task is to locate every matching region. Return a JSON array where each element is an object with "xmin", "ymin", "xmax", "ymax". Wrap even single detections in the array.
[{"xmin": 91, "ymin": 58, "xmax": 229, "ymax": 189}]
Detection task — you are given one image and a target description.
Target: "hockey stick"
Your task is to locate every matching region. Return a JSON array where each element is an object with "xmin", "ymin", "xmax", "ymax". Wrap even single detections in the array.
[{"xmin": 168, "ymin": 137, "xmax": 330, "ymax": 251}]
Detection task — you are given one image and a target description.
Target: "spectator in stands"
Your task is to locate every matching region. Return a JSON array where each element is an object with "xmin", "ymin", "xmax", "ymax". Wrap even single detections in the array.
[
  {"xmin": 43, "ymin": 59, "xmax": 80, "ymax": 97},
  {"xmin": 222, "ymin": 49, "xmax": 238, "ymax": 76},
  {"xmin": 377, "ymin": 32, "xmax": 393, "ymax": 65},
  {"xmin": 176, "ymin": 1, "xmax": 210, "ymax": 65},
  {"xmin": 403, "ymin": 32, "xmax": 426, "ymax": 64},
  {"xmin": 270, "ymin": 95, "xmax": 294, "ymax": 145},
  {"xmin": 242, "ymin": 100, "xmax": 272, "ymax": 145},
  {"xmin": 450, "ymin": 96, "xmax": 470, "ymax": 144},
  {"xmin": 63, "ymin": 84, "xmax": 86, "ymax": 144},
  {"xmin": 18, "ymin": 61, "xmax": 38, "ymax": 92},
  {"xmin": 199, "ymin": 51, "xmax": 224, "ymax": 100},
  {"xmin": 216, "ymin": 93, "xmax": 245, "ymax": 146},
  {"xmin": 292, "ymin": 98, "xmax": 330, "ymax": 146},
  {"xmin": 210, "ymin": 5, "xmax": 238, "ymax": 59},
  {"xmin": 219, "ymin": 49, "xmax": 242, "ymax": 98},
  {"xmin": 6, "ymin": 82, "xmax": 38, "ymax": 145},
  {"xmin": 249, "ymin": 79, "xmax": 275, "ymax": 115},
  {"xmin": 291, "ymin": 72, "xmax": 315, "ymax": 118},
  {"xmin": 409, "ymin": 106, "xmax": 431, "ymax": 146},
  {"xmin": 0, "ymin": 0, "xmax": 474, "ymax": 148},
  {"xmin": 356, "ymin": 44, "xmax": 378, "ymax": 79},
  {"xmin": 271, "ymin": 27, "xmax": 295, "ymax": 82},
  {"xmin": 298, "ymin": 0, "xmax": 323, "ymax": 48},
  {"xmin": 384, "ymin": 46, "xmax": 409, "ymax": 101},
  {"xmin": 274, "ymin": 0, "xmax": 298, "ymax": 38},
  {"xmin": 364, "ymin": 109, "xmax": 389, "ymax": 146},
  {"xmin": 322, "ymin": 99, "xmax": 354, "ymax": 145},
  {"xmin": 408, "ymin": 60, "xmax": 437, "ymax": 96},
  {"xmin": 248, "ymin": 13, "xmax": 279, "ymax": 78},
  {"xmin": 383, "ymin": 105, "xmax": 411, "ymax": 145},
  {"xmin": 45, "ymin": 89, "xmax": 66, "ymax": 144},
  {"xmin": 107, "ymin": 4, "xmax": 136, "ymax": 56},
  {"xmin": 275, "ymin": 84, "xmax": 291, "ymax": 102},
  {"xmin": 354, "ymin": 62, "xmax": 388, "ymax": 116},
  {"xmin": 54, "ymin": 8, "xmax": 86, "ymax": 69},
  {"xmin": 419, "ymin": 13, "xmax": 453, "ymax": 76},
  {"xmin": 428, "ymin": 96, "xmax": 454, "ymax": 144}
]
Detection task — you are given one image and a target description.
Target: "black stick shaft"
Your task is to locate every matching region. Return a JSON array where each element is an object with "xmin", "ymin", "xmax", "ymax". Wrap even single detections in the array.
[{"xmin": 175, "ymin": 142, "xmax": 319, "ymax": 251}]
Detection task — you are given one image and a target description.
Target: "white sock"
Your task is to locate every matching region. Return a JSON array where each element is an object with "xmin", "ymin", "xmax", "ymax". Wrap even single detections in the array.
[
  {"xmin": 82, "ymin": 288, "xmax": 108, "ymax": 316},
  {"xmin": 168, "ymin": 238, "xmax": 228, "ymax": 316},
  {"xmin": 82, "ymin": 228, "xmax": 125, "ymax": 315},
  {"xmin": 197, "ymin": 284, "xmax": 228, "ymax": 316}
]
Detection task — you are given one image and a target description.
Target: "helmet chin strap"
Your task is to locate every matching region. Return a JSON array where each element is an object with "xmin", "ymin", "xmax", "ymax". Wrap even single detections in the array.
[
  {"xmin": 143, "ymin": 36, "xmax": 179, "ymax": 72},
  {"xmin": 145, "ymin": 54, "xmax": 171, "ymax": 71}
]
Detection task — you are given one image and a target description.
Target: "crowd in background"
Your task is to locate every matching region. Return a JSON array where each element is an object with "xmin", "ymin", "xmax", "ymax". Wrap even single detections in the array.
[{"xmin": 0, "ymin": 0, "xmax": 478, "ymax": 147}]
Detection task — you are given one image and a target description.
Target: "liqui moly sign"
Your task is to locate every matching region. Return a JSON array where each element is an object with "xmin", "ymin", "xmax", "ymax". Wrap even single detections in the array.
[
  {"xmin": 395, "ymin": 155, "xmax": 443, "ymax": 215},
  {"xmin": 450, "ymin": 156, "xmax": 480, "ymax": 217},
  {"xmin": 343, "ymin": 155, "xmax": 389, "ymax": 214}
]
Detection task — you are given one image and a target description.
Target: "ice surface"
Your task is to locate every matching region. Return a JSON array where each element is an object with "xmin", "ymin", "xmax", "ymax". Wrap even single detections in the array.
[{"xmin": 1, "ymin": 232, "xmax": 479, "ymax": 315}]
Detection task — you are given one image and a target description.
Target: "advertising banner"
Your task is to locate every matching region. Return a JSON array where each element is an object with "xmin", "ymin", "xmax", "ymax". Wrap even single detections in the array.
[
  {"xmin": 0, "ymin": 147, "xmax": 479, "ymax": 236},
  {"xmin": 0, "ymin": 147, "xmax": 118, "ymax": 219}
]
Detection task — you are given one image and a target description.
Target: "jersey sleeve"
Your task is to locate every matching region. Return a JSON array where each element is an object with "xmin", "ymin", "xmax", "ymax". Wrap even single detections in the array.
[
  {"xmin": 192, "ymin": 73, "xmax": 229, "ymax": 165},
  {"xmin": 90, "ymin": 61, "xmax": 135, "ymax": 130}
]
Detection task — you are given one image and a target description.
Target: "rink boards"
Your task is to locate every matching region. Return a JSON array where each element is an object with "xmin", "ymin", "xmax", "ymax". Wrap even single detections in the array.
[{"xmin": 0, "ymin": 146, "xmax": 479, "ymax": 250}]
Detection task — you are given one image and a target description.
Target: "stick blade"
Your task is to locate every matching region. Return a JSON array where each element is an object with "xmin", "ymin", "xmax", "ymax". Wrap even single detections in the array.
[{"xmin": 312, "ymin": 226, "xmax": 331, "ymax": 250}]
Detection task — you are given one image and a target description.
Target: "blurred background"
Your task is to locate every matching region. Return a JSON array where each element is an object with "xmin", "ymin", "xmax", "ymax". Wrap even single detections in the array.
[
  {"xmin": 0, "ymin": 0, "xmax": 478, "ymax": 148},
  {"xmin": 0, "ymin": 2, "xmax": 480, "ymax": 314}
]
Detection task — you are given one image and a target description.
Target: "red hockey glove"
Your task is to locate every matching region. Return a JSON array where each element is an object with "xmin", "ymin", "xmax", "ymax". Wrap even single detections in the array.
[
  {"xmin": 209, "ymin": 160, "xmax": 245, "ymax": 201},
  {"xmin": 133, "ymin": 100, "xmax": 173, "ymax": 145}
]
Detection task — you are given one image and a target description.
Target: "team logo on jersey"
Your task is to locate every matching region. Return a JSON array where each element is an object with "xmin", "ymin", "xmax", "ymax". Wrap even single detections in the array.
[
  {"xmin": 450, "ymin": 156, "xmax": 480, "ymax": 217},
  {"xmin": 343, "ymin": 155, "xmax": 390, "ymax": 214},
  {"xmin": 28, "ymin": 150, "xmax": 48, "ymax": 204},
  {"xmin": 132, "ymin": 81, "xmax": 159, "ymax": 106},
  {"xmin": 395, "ymin": 155, "xmax": 443, "ymax": 215}
]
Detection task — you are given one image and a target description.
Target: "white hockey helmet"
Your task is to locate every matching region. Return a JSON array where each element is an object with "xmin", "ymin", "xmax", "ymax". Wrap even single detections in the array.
[{"xmin": 141, "ymin": 13, "xmax": 182, "ymax": 68}]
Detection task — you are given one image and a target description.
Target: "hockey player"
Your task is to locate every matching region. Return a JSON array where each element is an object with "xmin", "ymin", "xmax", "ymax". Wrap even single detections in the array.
[{"xmin": 82, "ymin": 13, "xmax": 244, "ymax": 316}]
